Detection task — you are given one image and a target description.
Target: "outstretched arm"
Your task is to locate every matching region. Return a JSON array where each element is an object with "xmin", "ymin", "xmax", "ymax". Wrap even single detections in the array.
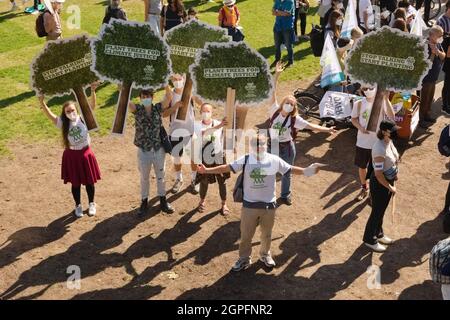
[
  {"xmin": 305, "ymin": 123, "xmax": 336, "ymax": 134},
  {"xmin": 197, "ymin": 164, "xmax": 231, "ymax": 175}
]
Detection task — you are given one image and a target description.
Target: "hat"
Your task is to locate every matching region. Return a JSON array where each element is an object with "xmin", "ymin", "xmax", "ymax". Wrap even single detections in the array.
[
  {"xmin": 379, "ymin": 119, "xmax": 400, "ymax": 132},
  {"xmin": 51, "ymin": 0, "xmax": 65, "ymax": 2},
  {"xmin": 223, "ymin": 0, "xmax": 236, "ymax": 6}
]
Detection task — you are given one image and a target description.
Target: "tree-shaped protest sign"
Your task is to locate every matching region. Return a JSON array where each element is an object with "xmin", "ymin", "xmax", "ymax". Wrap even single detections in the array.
[
  {"xmin": 345, "ymin": 26, "xmax": 431, "ymax": 131},
  {"xmin": 190, "ymin": 42, "xmax": 273, "ymax": 149},
  {"xmin": 31, "ymin": 34, "xmax": 99, "ymax": 131},
  {"xmin": 164, "ymin": 20, "xmax": 230, "ymax": 121},
  {"xmin": 91, "ymin": 19, "xmax": 172, "ymax": 135}
]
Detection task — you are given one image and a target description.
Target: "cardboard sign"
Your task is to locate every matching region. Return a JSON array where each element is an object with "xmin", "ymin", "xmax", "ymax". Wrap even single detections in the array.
[{"xmin": 319, "ymin": 91, "xmax": 359, "ymax": 120}]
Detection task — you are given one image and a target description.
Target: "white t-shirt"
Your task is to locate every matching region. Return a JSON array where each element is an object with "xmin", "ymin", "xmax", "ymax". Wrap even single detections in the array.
[
  {"xmin": 357, "ymin": 0, "xmax": 375, "ymax": 27},
  {"xmin": 169, "ymin": 91, "xmax": 195, "ymax": 138},
  {"xmin": 56, "ymin": 116, "xmax": 90, "ymax": 150},
  {"xmin": 230, "ymin": 153, "xmax": 292, "ymax": 204},
  {"xmin": 200, "ymin": 119, "xmax": 223, "ymax": 151},
  {"xmin": 372, "ymin": 139, "xmax": 399, "ymax": 172},
  {"xmin": 351, "ymin": 98, "xmax": 377, "ymax": 149},
  {"xmin": 268, "ymin": 103, "xmax": 310, "ymax": 143}
]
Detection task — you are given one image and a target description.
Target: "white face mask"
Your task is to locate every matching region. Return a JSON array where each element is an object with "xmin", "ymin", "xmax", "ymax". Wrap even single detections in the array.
[
  {"xmin": 336, "ymin": 19, "xmax": 343, "ymax": 26},
  {"xmin": 66, "ymin": 111, "xmax": 77, "ymax": 122},
  {"xmin": 202, "ymin": 112, "xmax": 212, "ymax": 121},
  {"xmin": 364, "ymin": 88, "xmax": 377, "ymax": 99},
  {"xmin": 283, "ymin": 103, "xmax": 294, "ymax": 113},
  {"xmin": 437, "ymin": 37, "xmax": 444, "ymax": 44},
  {"xmin": 141, "ymin": 98, "xmax": 152, "ymax": 107},
  {"xmin": 173, "ymin": 80, "xmax": 184, "ymax": 89}
]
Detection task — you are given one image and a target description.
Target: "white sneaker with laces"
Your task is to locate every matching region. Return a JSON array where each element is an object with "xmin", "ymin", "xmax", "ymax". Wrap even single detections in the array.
[
  {"xmin": 74, "ymin": 204, "xmax": 83, "ymax": 218},
  {"xmin": 88, "ymin": 202, "xmax": 96, "ymax": 216},
  {"xmin": 364, "ymin": 242, "xmax": 386, "ymax": 252},
  {"xmin": 378, "ymin": 235, "xmax": 394, "ymax": 245},
  {"xmin": 260, "ymin": 254, "xmax": 276, "ymax": 268},
  {"xmin": 172, "ymin": 179, "xmax": 183, "ymax": 193},
  {"xmin": 231, "ymin": 257, "xmax": 251, "ymax": 272}
]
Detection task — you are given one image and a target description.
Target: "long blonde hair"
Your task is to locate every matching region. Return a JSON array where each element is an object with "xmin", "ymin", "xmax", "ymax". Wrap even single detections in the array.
[{"xmin": 276, "ymin": 95, "xmax": 298, "ymax": 117}]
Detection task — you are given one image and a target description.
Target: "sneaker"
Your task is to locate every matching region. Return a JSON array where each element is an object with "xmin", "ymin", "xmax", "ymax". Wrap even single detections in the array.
[
  {"xmin": 172, "ymin": 179, "xmax": 183, "ymax": 193},
  {"xmin": 279, "ymin": 196, "xmax": 292, "ymax": 206},
  {"xmin": 356, "ymin": 188, "xmax": 369, "ymax": 201},
  {"xmin": 74, "ymin": 204, "xmax": 83, "ymax": 218},
  {"xmin": 138, "ymin": 198, "xmax": 148, "ymax": 216},
  {"xmin": 442, "ymin": 106, "xmax": 450, "ymax": 116},
  {"xmin": 260, "ymin": 254, "xmax": 276, "ymax": 268},
  {"xmin": 190, "ymin": 181, "xmax": 199, "ymax": 195},
  {"xmin": 364, "ymin": 242, "xmax": 387, "ymax": 252},
  {"xmin": 231, "ymin": 257, "xmax": 251, "ymax": 272},
  {"xmin": 160, "ymin": 196, "xmax": 174, "ymax": 214},
  {"xmin": 88, "ymin": 202, "xmax": 96, "ymax": 216},
  {"xmin": 281, "ymin": 44, "xmax": 287, "ymax": 50},
  {"xmin": 378, "ymin": 235, "xmax": 394, "ymax": 245}
]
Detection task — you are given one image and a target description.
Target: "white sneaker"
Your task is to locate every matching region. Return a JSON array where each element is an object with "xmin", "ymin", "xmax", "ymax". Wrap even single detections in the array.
[
  {"xmin": 172, "ymin": 179, "xmax": 183, "ymax": 193},
  {"xmin": 364, "ymin": 242, "xmax": 387, "ymax": 252},
  {"xmin": 378, "ymin": 235, "xmax": 394, "ymax": 245},
  {"xmin": 88, "ymin": 202, "xmax": 96, "ymax": 217},
  {"xmin": 74, "ymin": 204, "xmax": 84, "ymax": 218},
  {"xmin": 231, "ymin": 257, "xmax": 251, "ymax": 272},
  {"xmin": 260, "ymin": 254, "xmax": 276, "ymax": 268}
]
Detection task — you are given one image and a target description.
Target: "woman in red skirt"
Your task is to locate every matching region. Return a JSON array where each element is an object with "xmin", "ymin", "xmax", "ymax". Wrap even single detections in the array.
[{"xmin": 37, "ymin": 85, "xmax": 101, "ymax": 218}]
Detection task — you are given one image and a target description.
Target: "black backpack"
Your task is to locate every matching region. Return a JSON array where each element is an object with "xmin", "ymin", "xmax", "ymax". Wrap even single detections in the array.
[
  {"xmin": 438, "ymin": 125, "xmax": 450, "ymax": 157},
  {"xmin": 310, "ymin": 24, "xmax": 324, "ymax": 57},
  {"xmin": 35, "ymin": 10, "xmax": 50, "ymax": 38}
]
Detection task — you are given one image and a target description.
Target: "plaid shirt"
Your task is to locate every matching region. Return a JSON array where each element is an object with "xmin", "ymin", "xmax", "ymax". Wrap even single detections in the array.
[{"xmin": 134, "ymin": 103, "xmax": 162, "ymax": 151}]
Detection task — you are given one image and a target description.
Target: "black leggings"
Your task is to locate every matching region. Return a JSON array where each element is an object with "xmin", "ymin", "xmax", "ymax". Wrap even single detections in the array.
[
  {"xmin": 443, "ymin": 71, "xmax": 450, "ymax": 109},
  {"xmin": 71, "ymin": 184, "xmax": 95, "ymax": 206},
  {"xmin": 294, "ymin": 9, "xmax": 307, "ymax": 36},
  {"xmin": 200, "ymin": 177, "xmax": 227, "ymax": 202},
  {"xmin": 363, "ymin": 174, "xmax": 393, "ymax": 244}
]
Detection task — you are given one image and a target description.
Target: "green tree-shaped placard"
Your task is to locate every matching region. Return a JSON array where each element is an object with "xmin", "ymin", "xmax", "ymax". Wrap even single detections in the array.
[
  {"xmin": 31, "ymin": 34, "xmax": 99, "ymax": 131},
  {"xmin": 164, "ymin": 20, "xmax": 230, "ymax": 121},
  {"xmin": 345, "ymin": 26, "xmax": 431, "ymax": 131},
  {"xmin": 91, "ymin": 19, "xmax": 172, "ymax": 135},
  {"xmin": 190, "ymin": 42, "xmax": 273, "ymax": 105}
]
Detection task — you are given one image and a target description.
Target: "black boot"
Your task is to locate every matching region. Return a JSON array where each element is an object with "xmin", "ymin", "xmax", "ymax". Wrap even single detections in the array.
[
  {"xmin": 138, "ymin": 198, "xmax": 148, "ymax": 216},
  {"xmin": 160, "ymin": 196, "xmax": 174, "ymax": 214}
]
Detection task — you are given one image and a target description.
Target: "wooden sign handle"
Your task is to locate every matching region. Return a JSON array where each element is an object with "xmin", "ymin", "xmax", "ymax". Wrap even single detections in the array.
[
  {"xmin": 224, "ymin": 87, "xmax": 236, "ymax": 151},
  {"xmin": 72, "ymin": 86, "xmax": 98, "ymax": 132},
  {"xmin": 176, "ymin": 74, "xmax": 193, "ymax": 121},
  {"xmin": 112, "ymin": 81, "xmax": 133, "ymax": 135},
  {"xmin": 367, "ymin": 88, "xmax": 388, "ymax": 132}
]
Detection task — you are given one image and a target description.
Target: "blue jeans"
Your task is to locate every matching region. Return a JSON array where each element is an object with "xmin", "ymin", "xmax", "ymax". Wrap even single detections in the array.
[
  {"xmin": 280, "ymin": 141, "xmax": 296, "ymax": 199},
  {"xmin": 274, "ymin": 29, "xmax": 294, "ymax": 64}
]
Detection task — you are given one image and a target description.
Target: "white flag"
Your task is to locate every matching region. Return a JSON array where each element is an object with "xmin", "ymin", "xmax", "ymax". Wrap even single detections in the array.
[
  {"xmin": 410, "ymin": 11, "xmax": 428, "ymax": 37},
  {"xmin": 320, "ymin": 34, "xmax": 345, "ymax": 88},
  {"xmin": 341, "ymin": 0, "xmax": 358, "ymax": 38}
]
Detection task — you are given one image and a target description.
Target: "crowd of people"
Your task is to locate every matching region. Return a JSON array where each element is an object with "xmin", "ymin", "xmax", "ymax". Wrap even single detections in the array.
[{"xmin": 5, "ymin": 0, "xmax": 449, "ymax": 294}]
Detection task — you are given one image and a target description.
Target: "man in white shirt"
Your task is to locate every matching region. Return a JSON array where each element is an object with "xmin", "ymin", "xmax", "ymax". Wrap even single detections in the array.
[
  {"xmin": 197, "ymin": 134, "xmax": 323, "ymax": 271},
  {"xmin": 357, "ymin": 0, "xmax": 375, "ymax": 32}
]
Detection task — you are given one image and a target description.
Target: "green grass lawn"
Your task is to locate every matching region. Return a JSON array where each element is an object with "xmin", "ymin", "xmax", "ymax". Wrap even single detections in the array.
[{"xmin": 0, "ymin": 0, "xmax": 320, "ymax": 156}]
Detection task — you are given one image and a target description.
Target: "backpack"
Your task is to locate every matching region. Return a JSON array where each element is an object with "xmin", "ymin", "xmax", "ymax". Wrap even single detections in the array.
[
  {"xmin": 102, "ymin": 6, "xmax": 127, "ymax": 24},
  {"xmin": 430, "ymin": 237, "xmax": 450, "ymax": 284},
  {"xmin": 269, "ymin": 110, "xmax": 298, "ymax": 140},
  {"xmin": 35, "ymin": 10, "xmax": 50, "ymax": 38},
  {"xmin": 438, "ymin": 125, "xmax": 450, "ymax": 157},
  {"xmin": 310, "ymin": 24, "xmax": 324, "ymax": 57},
  {"xmin": 220, "ymin": 6, "xmax": 239, "ymax": 27},
  {"xmin": 233, "ymin": 155, "xmax": 249, "ymax": 203}
]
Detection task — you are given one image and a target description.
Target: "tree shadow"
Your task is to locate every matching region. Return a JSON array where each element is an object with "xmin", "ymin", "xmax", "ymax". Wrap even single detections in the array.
[
  {"xmin": 0, "ymin": 91, "xmax": 36, "ymax": 109},
  {"xmin": 0, "ymin": 213, "xmax": 76, "ymax": 270},
  {"xmin": 0, "ymin": 11, "xmax": 27, "ymax": 24},
  {"xmin": 398, "ymin": 280, "xmax": 442, "ymax": 300}
]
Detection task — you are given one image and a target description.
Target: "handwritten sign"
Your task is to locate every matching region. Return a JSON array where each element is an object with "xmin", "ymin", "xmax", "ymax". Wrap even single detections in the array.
[
  {"xmin": 104, "ymin": 44, "xmax": 161, "ymax": 60},
  {"xmin": 42, "ymin": 53, "xmax": 92, "ymax": 81},
  {"xmin": 203, "ymin": 67, "xmax": 260, "ymax": 79},
  {"xmin": 319, "ymin": 91, "xmax": 358, "ymax": 120},
  {"xmin": 360, "ymin": 53, "xmax": 415, "ymax": 70}
]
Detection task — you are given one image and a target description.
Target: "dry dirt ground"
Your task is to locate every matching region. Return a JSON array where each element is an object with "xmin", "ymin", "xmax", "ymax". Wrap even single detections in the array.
[{"xmin": 0, "ymin": 79, "xmax": 449, "ymax": 300}]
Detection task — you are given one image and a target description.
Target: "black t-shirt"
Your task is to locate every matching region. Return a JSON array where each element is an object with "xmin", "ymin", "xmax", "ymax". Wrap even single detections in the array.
[
  {"xmin": 443, "ymin": 36, "xmax": 450, "ymax": 73},
  {"xmin": 161, "ymin": 5, "xmax": 186, "ymax": 31}
]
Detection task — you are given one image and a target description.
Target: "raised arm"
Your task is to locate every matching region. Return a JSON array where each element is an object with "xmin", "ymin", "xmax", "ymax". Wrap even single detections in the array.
[
  {"xmin": 269, "ymin": 62, "xmax": 284, "ymax": 107},
  {"xmin": 38, "ymin": 95, "xmax": 58, "ymax": 126},
  {"xmin": 89, "ymin": 82, "xmax": 99, "ymax": 110}
]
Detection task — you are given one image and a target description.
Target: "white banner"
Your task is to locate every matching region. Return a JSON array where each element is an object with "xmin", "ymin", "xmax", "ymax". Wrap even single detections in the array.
[
  {"xmin": 319, "ymin": 91, "xmax": 359, "ymax": 119},
  {"xmin": 410, "ymin": 11, "xmax": 428, "ymax": 37},
  {"xmin": 341, "ymin": 0, "xmax": 358, "ymax": 38}
]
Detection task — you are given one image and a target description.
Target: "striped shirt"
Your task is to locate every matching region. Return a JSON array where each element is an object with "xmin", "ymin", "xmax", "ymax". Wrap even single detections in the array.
[{"xmin": 437, "ymin": 15, "xmax": 450, "ymax": 34}]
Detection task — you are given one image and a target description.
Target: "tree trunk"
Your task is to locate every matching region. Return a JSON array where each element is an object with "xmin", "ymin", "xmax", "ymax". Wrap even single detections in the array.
[
  {"xmin": 224, "ymin": 87, "xmax": 236, "ymax": 151},
  {"xmin": 176, "ymin": 74, "xmax": 193, "ymax": 121},
  {"xmin": 367, "ymin": 88, "xmax": 388, "ymax": 132},
  {"xmin": 112, "ymin": 82, "xmax": 133, "ymax": 135},
  {"xmin": 72, "ymin": 86, "xmax": 98, "ymax": 132}
]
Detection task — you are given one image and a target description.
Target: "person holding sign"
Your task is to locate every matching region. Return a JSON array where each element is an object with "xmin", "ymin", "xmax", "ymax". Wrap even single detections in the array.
[
  {"xmin": 37, "ymin": 84, "xmax": 101, "ymax": 218},
  {"xmin": 269, "ymin": 63, "xmax": 336, "ymax": 206},
  {"xmin": 351, "ymin": 87, "xmax": 395, "ymax": 202},
  {"xmin": 128, "ymin": 89, "xmax": 175, "ymax": 215},
  {"xmin": 197, "ymin": 134, "xmax": 324, "ymax": 271},
  {"xmin": 363, "ymin": 119, "xmax": 400, "ymax": 252},
  {"xmin": 195, "ymin": 103, "xmax": 231, "ymax": 215},
  {"xmin": 164, "ymin": 74, "xmax": 201, "ymax": 194}
]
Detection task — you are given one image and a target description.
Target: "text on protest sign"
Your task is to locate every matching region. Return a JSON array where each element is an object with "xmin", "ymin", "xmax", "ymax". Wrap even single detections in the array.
[
  {"xmin": 104, "ymin": 44, "xmax": 161, "ymax": 60},
  {"xmin": 203, "ymin": 67, "xmax": 260, "ymax": 79},
  {"xmin": 170, "ymin": 45, "xmax": 198, "ymax": 58},
  {"xmin": 360, "ymin": 53, "xmax": 415, "ymax": 70},
  {"xmin": 42, "ymin": 53, "xmax": 92, "ymax": 81},
  {"xmin": 319, "ymin": 91, "xmax": 357, "ymax": 119}
]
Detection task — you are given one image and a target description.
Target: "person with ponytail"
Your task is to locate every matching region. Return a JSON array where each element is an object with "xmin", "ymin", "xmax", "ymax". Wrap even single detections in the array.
[
  {"xmin": 268, "ymin": 62, "xmax": 336, "ymax": 206},
  {"xmin": 37, "ymin": 83, "xmax": 101, "ymax": 218}
]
